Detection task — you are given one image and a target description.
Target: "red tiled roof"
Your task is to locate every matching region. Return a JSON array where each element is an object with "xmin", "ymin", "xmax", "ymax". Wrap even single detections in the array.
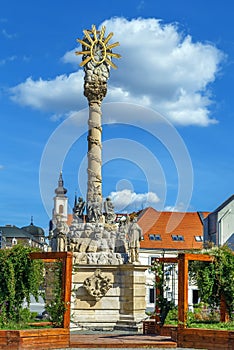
[
  {"xmin": 138, "ymin": 207, "xmax": 209, "ymax": 250},
  {"xmin": 67, "ymin": 207, "xmax": 210, "ymax": 251},
  {"xmin": 67, "ymin": 214, "xmax": 73, "ymax": 226}
]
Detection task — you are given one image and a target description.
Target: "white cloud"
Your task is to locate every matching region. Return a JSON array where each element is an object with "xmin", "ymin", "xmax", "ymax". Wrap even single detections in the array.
[
  {"xmin": 0, "ymin": 55, "xmax": 17, "ymax": 66},
  {"xmin": 0, "ymin": 165, "xmax": 4, "ymax": 170},
  {"xmin": 164, "ymin": 203, "xmax": 185, "ymax": 212},
  {"xmin": 10, "ymin": 17, "xmax": 224, "ymax": 126},
  {"xmin": 137, "ymin": 1, "xmax": 145, "ymax": 11},
  {"xmin": 62, "ymin": 49, "xmax": 80, "ymax": 66},
  {"xmin": 109, "ymin": 189, "xmax": 160, "ymax": 212},
  {"xmin": 2, "ymin": 29, "xmax": 16, "ymax": 39},
  {"xmin": 10, "ymin": 71, "xmax": 85, "ymax": 113}
]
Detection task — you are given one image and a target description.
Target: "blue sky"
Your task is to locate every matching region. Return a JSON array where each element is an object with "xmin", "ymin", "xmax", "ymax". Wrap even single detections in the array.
[{"xmin": 1, "ymin": 0, "xmax": 234, "ymax": 232}]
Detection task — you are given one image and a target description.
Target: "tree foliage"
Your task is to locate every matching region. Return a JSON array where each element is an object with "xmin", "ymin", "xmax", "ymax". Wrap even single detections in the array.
[
  {"xmin": 0, "ymin": 245, "xmax": 44, "ymax": 325},
  {"xmin": 189, "ymin": 246, "xmax": 234, "ymax": 318}
]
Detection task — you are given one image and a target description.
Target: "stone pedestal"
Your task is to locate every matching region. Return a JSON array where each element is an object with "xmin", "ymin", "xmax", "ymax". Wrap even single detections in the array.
[
  {"xmin": 71, "ymin": 264, "xmax": 148, "ymax": 331},
  {"xmin": 114, "ymin": 264, "xmax": 148, "ymax": 332}
]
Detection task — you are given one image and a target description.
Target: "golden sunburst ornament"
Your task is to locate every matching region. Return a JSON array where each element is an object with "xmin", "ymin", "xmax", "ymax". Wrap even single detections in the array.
[{"xmin": 76, "ymin": 25, "xmax": 121, "ymax": 69}]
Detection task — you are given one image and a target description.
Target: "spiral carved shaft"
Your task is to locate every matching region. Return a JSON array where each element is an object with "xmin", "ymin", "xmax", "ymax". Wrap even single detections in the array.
[
  {"xmin": 87, "ymin": 100, "xmax": 103, "ymax": 205},
  {"xmin": 76, "ymin": 25, "xmax": 120, "ymax": 222},
  {"xmin": 84, "ymin": 62, "xmax": 109, "ymax": 222}
]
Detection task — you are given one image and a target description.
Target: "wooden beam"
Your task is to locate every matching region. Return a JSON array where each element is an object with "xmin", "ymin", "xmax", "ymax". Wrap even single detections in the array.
[
  {"xmin": 157, "ymin": 257, "xmax": 178, "ymax": 264},
  {"xmin": 184, "ymin": 253, "xmax": 214, "ymax": 262},
  {"xmin": 29, "ymin": 252, "xmax": 71, "ymax": 260}
]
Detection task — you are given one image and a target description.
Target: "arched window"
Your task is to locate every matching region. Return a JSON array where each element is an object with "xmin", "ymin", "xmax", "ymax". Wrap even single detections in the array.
[
  {"xmin": 59, "ymin": 204, "xmax": 64, "ymax": 214},
  {"xmin": 12, "ymin": 237, "xmax": 17, "ymax": 245}
]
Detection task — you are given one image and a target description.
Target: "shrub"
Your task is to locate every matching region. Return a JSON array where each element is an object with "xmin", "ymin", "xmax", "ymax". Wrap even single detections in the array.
[
  {"xmin": 189, "ymin": 246, "xmax": 234, "ymax": 319},
  {"xmin": 0, "ymin": 245, "xmax": 44, "ymax": 327}
]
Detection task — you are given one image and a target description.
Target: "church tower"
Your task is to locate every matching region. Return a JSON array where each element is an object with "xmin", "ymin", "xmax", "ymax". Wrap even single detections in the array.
[{"xmin": 52, "ymin": 171, "xmax": 68, "ymax": 224}]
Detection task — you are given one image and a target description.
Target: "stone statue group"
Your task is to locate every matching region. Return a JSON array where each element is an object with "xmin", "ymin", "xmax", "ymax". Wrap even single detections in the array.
[{"xmin": 49, "ymin": 197, "xmax": 142, "ymax": 265}]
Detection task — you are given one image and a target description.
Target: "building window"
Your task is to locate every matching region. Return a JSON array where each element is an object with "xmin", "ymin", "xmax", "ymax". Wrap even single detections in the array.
[
  {"xmin": 149, "ymin": 256, "xmax": 160, "ymax": 265},
  {"xmin": 195, "ymin": 236, "xmax": 203, "ymax": 242},
  {"xmin": 167, "ymin": 291, "xmax": 172, "ymax": 300},
  {"xmin": 149, "ymin": 288, "xmax": 155, "ymax": 304},
  {"xmin": 172, "ymin": 234, "xmax": 184, "ymax": 241},
  {"xmin": 12, "ymin": 237, "xmax": 17, "ymax": 245},
  {"xmin": 193, "ymin": 289, "xmax": 199, "ymax": 304},
  {"xmin": 59, "ymin": 204, "xmax": 64, "ymax": 214},
  {"xmin": 149, "ymin": 234, "xmax": 162, "ymax": 241}
]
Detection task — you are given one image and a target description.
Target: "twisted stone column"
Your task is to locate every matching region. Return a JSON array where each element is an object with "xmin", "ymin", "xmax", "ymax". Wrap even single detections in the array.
[
  {"xmin": 76, "ymin": 25, "xmax": 120, "ymax": 222},
  {"xmin": 85, "ymin": 80, "xmax": 107, "ymax": 216}
]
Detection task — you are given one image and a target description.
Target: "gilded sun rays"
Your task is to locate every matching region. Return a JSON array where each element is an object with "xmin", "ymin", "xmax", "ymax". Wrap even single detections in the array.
[{"xmin": 76, "ymin": 25, "xmax": 121, "ymax": 69}]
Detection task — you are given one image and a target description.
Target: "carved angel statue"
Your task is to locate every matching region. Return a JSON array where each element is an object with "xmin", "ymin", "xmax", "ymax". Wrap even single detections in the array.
[
  {"xmin": 104, "ymin": 197, "xmax": 116, "ymax": 224},
  {"xmin": 73, "ymin": 196, "xmax": 85, "ymax": 222},
  {"xmin": 127, "ymin": 218, "xmax": 142, "ymax": 263}
]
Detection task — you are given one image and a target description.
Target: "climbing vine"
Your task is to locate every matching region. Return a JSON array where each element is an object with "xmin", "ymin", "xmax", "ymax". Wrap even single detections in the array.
[
  {"xmin": 189, "ymin": 246, "xmax": 234, "ymax": 318},
  {"xmin": 151, "ymin": 259, "xmax": 174, "ymax": 325},
  {"xmin": 44, "ymin": 260, "xmax": 66, "ymax": 327},
  {"xmin": 0, "ymin": 245, "xmax": 44, "ymax": 327}
]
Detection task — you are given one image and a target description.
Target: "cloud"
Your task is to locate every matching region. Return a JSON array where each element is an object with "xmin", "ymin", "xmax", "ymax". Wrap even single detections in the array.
[
  {"xmin": 0, "ymin": 165, "xmax": 4, "ymax": 170},
  {"xmin": 10, "ymin": 17, "xmax": 225, "ymax": 126},
  {"xmin": 2, "ymin": 29, "xmax": 16, "ymax": 39},
  {"xmin": 164, "ymin": 203, "xmax": 186, "ymax": 212},
  {"xmin": 0, "ymin": 55, "xmax": 17, "ymax": 66},
  {"xmin": 137, "ymin": 1, "xmax": 145, "ymax": 11},
  {"xmin": 10, "ymin": 71, "xmax": 85, "ymax": 113},
  {"xmin": 109, "ymin": 189, "xmax": 160, "ymax": 212}
]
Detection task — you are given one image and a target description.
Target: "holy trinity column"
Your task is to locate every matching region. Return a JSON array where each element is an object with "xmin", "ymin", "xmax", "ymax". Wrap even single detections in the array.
[{"xmin": 76, "ymin": 25, "xmax": 121, "ymax": 222}]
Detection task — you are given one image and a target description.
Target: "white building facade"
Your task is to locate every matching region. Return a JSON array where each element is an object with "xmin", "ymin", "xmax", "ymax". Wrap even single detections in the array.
[
  {"xmin": 204, "ymin": 195, "xmax": 234, "ymax": 250},
  {"xmin": 139, "ymin": 250, "xmax": 199, "ymax": 314}
]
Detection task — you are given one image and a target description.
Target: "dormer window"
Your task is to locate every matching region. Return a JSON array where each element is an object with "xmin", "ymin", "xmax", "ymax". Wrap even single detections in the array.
[
  {"xmin": 12, "ymin": 237, "xmax": 17, "ymax": 245},
  {"xmin": 172, "ymin": 234, "xmax": 184, "ymax": 241},
  {"xmin": 195, "ymin": 235, "xmax": 203, "ymax": 242},
  {"xmin": 149, "ymin": 234, "xmax": 162, "ymax": 241}
]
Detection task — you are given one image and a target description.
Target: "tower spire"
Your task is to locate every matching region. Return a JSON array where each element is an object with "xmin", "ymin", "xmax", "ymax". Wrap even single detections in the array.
[
  {"xmin": 52, "ymin": 171, "xmax": 68, "ymax": 224},
  {"xmin": 55, "ymin": 171, "xmax": 67, "ymax": 196}
]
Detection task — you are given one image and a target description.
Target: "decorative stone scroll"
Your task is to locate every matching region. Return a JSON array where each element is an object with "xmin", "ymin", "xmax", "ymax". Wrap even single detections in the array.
[{"xmin": 83, "ymin": 269, "xmax": 112, "ymax": 301}]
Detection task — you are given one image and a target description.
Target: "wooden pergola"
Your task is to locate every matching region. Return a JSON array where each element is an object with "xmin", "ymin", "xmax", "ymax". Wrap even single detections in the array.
[
  {"xmin": 30, "ymin": 251, "xmax": 73, "ymax": 328},
  {"xmin": 155, "ymin": 252, "xmax": 229, "ymax": 330}
]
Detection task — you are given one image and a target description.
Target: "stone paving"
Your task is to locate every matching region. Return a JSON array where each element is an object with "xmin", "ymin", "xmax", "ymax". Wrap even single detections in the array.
[
  {"xmin": 70, "ymin": 332, "xmax": 176, "ymax": 348},
  {"xmin": 64, "ymin": 330, "xmax": 200, "ymax": 349}
]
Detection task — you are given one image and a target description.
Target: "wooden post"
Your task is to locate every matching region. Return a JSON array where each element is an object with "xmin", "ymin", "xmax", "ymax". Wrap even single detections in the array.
[
  {"xmin": 220, "ymin": 294, "xmax": 229, "ymax": 323},
  {"xmin": 62, "ymin": 252, "xmax": 73, "ymax": 328},
  {"xmin": 157, "ymin": 254, "xmax": 215, "ymax": 331},
  {"xmin": 178, "ymin": 253, "xmax": 188, "ymax": 329}
]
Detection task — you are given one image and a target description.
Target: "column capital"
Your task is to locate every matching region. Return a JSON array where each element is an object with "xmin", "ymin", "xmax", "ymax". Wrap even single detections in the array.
[{"xmin": 84, "ymin": 81, "xmax": 107, "ymax": 104}]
